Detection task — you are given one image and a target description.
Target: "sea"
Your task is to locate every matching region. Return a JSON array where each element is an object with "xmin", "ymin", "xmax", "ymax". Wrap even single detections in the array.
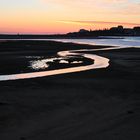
[
  {"xmin": 48, "ymin": 36, "xmax": 140, "ymax": 48},
  {"xmin": 0, "ymin": 36, "xmax": 140, "ymax": 48}
]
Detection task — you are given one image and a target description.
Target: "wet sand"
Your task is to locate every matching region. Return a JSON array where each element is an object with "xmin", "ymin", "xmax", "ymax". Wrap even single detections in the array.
[{"xmin": 0, "ymin": 40, "xmax": 140, "ymax": 140}]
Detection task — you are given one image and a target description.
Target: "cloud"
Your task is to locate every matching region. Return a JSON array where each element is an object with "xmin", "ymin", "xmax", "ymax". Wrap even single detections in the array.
[
  {"xmin": 40, "ymin": 0, "xmax": 128, "ymax": 6},
  {"xmin": 40, "ymin": 0, "xmax": 140, "ymax": 22},
  {"xmin": 122, "ymin": 3, "xmax": 140, "ymax": 15},
  {"xmin": 59, "ymin": 20, "xmax": 140, "ymax": 26},
  {"xmin": 102, "ymin": 0, "xmax": 127, "ymax": 3},
  {"xmin": 41, "ymin": 0, "xmax": 128, "ymax": 3}
]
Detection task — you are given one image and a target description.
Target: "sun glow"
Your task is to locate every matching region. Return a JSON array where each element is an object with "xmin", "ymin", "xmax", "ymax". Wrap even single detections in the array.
[{"xmin": 0, "ymin": 0, "xmax": 139, "ymax": 34}]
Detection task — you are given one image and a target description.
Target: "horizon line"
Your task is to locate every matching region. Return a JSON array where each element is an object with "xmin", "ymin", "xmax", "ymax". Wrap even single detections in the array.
[{"xmin": 0, "ymin": 24, "xmax": 140, "ymax": 35}]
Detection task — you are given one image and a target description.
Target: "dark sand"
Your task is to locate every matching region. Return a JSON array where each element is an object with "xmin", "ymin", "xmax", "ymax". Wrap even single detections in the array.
[{"xmin": 0, "ymin": 40, "xmax": 140, "ymax": 140}]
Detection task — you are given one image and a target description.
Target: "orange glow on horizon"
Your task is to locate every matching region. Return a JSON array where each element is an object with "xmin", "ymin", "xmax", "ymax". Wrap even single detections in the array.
[
  {"xmin": 0, "ymin": 0, "xmax": 140, "ymax": 34},
  {"xmin": 0, "ymin": 20, "xmax": 139, "ymax": 34}
]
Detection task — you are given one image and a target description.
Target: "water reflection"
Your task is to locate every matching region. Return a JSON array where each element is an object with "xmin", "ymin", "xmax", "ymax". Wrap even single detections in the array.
[
  {"xmin": 1, "ymin": 37, "xmax": 139, "ymax": 81},
  {"xmin": 30, "ymin": 60, "xmax": 49, "ymax": 70},
  {"xmin": 49, "ymin": 37, "xmax": 140, "ymax": 48},
  {"xmin": 0, "ymin": 48, "xmax": 109, "ymax": 81}
]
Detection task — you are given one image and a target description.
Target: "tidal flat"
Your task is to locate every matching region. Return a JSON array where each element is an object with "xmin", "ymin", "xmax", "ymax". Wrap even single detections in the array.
[{"xmin": 0, "ymin": 40, "xmax": 140, "ymax": 140}]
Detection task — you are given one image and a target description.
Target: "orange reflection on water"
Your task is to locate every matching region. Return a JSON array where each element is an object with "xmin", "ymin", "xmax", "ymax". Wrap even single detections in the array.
[{"xmin": 0, "ymin": 49, "xmax": 109, "ymax": 81}]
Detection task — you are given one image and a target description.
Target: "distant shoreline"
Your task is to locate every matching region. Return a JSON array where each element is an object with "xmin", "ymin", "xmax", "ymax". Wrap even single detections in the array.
[
  {"xmin": 1, "ymin": 25, "xmax": 140, "ymax": 39},
  {"xmin": 0, "ymin": 35, "xmax": 140, "ymax": 40}
]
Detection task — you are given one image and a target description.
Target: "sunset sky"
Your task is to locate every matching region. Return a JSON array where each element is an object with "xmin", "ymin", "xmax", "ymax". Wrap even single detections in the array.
[{"xmin": 0, "ymin": 0, "xmax": 140, "ymax": 34}]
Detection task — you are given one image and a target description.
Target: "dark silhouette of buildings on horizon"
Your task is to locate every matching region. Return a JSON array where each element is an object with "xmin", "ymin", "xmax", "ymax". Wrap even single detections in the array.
[
  {"xmin": 67, "ymin": 25, "xmax": 140, "ymax": 37},
  {"xmin": 0, "ymin": 25, "xmax": 140, "ymax": 39}
]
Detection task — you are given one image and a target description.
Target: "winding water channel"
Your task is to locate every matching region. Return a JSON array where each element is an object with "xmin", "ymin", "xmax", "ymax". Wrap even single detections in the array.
[
  {"xmin": 0, "ymin": 48, "xmax": 109, "ymax": 81},
  {"xmin": 0, "ymin": 37, "xmax": 140, "ymax": 81}
]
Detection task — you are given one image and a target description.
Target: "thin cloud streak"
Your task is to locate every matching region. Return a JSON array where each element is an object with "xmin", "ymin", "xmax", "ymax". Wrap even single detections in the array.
[{"xmin": 59, "ymin": 20, "xmax": 140, "ymax": 26}]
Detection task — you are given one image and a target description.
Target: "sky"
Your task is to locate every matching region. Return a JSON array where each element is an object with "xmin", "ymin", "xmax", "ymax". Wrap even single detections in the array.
[{"xmin": 0, "ymin": 0, "xmax": 140, "ymax": 34}]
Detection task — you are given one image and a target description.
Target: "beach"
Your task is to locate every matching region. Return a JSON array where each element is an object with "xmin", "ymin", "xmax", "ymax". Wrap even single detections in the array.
[{"xmin": 0, "ymin": 40, "xmax": 140, "ymax": 140}]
